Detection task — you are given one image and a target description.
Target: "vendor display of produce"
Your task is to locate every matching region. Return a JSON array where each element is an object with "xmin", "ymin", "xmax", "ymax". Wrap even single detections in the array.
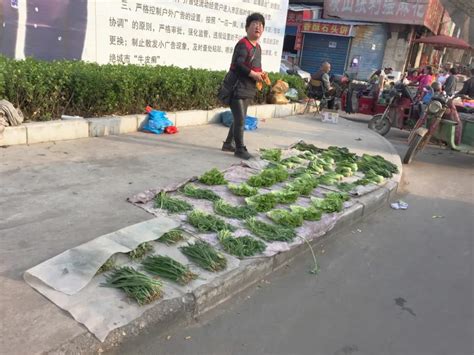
[{"xmin": 103, "ymin": 143, "xmax": 397, "ymax": 305}]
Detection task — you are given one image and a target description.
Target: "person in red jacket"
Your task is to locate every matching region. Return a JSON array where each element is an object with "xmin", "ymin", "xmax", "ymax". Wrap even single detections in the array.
[{"xmin": 222, "ymin": 13, "xmax": 266, "ymax": 160}]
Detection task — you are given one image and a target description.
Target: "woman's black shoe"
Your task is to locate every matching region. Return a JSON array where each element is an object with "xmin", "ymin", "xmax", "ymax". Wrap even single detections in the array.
[
  {"xmin": 222, "ymin": 142, "xmax": 235, "ymax": 152},
  {"xmin": 234, "ymin": 146, "xmax": 253, "ymax": 160}
]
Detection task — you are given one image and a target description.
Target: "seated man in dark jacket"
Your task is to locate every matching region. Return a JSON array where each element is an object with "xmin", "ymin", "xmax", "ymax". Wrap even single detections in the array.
[{"xmin": 310, "ymin": 62, "xmax": 335, "ymax": 109}]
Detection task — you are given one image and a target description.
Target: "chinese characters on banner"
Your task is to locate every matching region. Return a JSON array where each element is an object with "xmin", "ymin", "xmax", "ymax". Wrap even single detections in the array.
[
  {"xmin": 301, "ymin": 22, "xmax": 352, "ymax": 37},
  {"xmin": 90, "ymin": 0, "xmax": 288, "ymax": 71},
  {"xmin": 323, "ymin": 0, "xmax": 443, "ymax": 33},
  {"xmin": 294, "ymin": 25, "xmax": 303, "ymax": 50}
]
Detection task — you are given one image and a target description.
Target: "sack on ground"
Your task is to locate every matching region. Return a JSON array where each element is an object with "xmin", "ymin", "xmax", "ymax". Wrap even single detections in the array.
[
  {"xmin": 141, "ymin": 110, "xmax": 173, "ymax": 134},
  {"xmin": 0, "ymin": 99, "xmax": 24, "ymax": 127},
  {"xmin": 221, "ymin": 111, "xmax": 258, "ymax": 131},
  {"xmin": 269, "ymin": 80, "xmax": 290, "ymax": 104}
]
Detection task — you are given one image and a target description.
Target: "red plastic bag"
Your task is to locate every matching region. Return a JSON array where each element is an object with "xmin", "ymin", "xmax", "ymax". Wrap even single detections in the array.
[{"xmin": 165, "ymin": 126, "xmax": 178, "ymax": 134}]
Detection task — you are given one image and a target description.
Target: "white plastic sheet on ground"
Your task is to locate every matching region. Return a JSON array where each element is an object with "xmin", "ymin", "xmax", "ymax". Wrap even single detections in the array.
[
  {"xmin": 25, "ymin": 217, "xmax": 179, "ymax": 295},
  {"xmin": 24, "ymin": 216, "xmax": 240, "ymax": 341}
]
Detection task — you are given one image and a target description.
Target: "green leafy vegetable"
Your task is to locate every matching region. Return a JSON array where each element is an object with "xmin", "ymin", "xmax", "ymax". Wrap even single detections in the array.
[
  {"xmin": 335, "ymin": 166, "xmax": 354, "ymax": 177},
  {"xmin": 290, "ymin": 205, "xmax": 322, "ymax": 221},
  {"xmin": 286, "ymin": 173, "xmax": 318, "ymax": 196},
  {"xmin": 142, "ymin": 255, "xmax": 197, "ymax": 285},
  {"xmin": 281, "ymin": 156, "xmax": 305, "ymax": 168},
  {"xmin": 307, "ymin": 161, "xmax": 325, "ymax": 174},
  {"xmin": 267, "ymin": 209, "xmax": 304, "ymax": 228},
  {"xmin": 260, "ymin": 148, "xmax": 282, "ymax": 162},
  {"xmin": 199, "ymin": 168, "xmax": 227, "ymax": 185},
  {"xmin": 187, "ymin": 210, "xmax": 236, "ymax": 232},
  {"xmin": 217, "ymin": 230, "xmax": 266, "ymax": 258},
  {"xmin": 358, "ymin": 154, "xmax": 398, "ymax": 178},
  {"xmin": 129, "ymin": 242, "xmax": 154, "ymax": 260},
  {"xmin": 158, "ymin": 229, "xmax": 185, "ymax": 245},
  {"xmin": 154, "ymin": 192, "xmax": 193, "ymax": 213},
  {"xmin": 102, "ymin": 267, "xmax": 163, "ymax": 306},
  {"xmin": 213, "ymin": 199, "xmax": 257, "ymax": 219},
  {"xmin": 298, "ymin": 151, "xmax": 318, "ymax": 161},
  {"xmin": 245, "ymin": 193, "xmax": 278, "ymax": 212},
  {"xmin": 317, "ymin": 172, "xmax": 344, "ymax": 186},
  {"xmin": 180, "ymin": 240, "xmax": 227, "ymax": 272},
  {"xmin": 273, "ymin": 189, "xmax": 300, "ymax": 204},
  {"xmin": 364, "ymin": 170, "xmax": 385, "ymax": 183},
  {"xmin": 326, "ymin": 192, "xmax": 350, "ymax": 202},
  {"xmin": 311, "ymin": 192, "xmax": 348, "ymax": 213},
  {"xmin": 294, "ymin": 142, "xmax": 324, "ymax": 154},
  {"xmin": 247, "ymin": 165, "xmax": 289, "ymax": 188},
  {"xmin": 228, "ymin": 183, "xmax": 258, "ymax": 197},
  {"xmin": 245, "ymin": 217, "xmax": 296, "ymax": 242},
  {"xmin": 322, "ymin": 146, "xmax": 358, "ymax": 163},
  {"xmin": 182, "ymin": 184, "xmax": 221, "ymax": 201}
]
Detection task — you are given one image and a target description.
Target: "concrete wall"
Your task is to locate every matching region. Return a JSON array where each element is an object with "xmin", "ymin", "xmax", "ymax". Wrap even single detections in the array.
[
  {"xmin": 382, "ymin": 25, "xmax": 413, "ymax": 72},
  {"xmin": 0, "ymin": 103, "xmax": 306, "ymax": 147}
]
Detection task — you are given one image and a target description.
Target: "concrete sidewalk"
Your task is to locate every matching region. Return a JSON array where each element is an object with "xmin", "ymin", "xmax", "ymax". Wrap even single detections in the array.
[{"xmin": 0, "ymin": 114, "xmax": 401, "ymax": 354}]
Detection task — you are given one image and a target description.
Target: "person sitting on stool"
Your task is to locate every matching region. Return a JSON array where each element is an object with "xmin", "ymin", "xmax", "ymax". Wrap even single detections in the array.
[{"xmin": 310, "ymin": 62, "xmax": 335, "ymax": 109}]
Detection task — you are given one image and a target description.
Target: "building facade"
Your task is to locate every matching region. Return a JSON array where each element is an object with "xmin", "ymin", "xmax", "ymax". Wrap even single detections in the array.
[{"xmin": 284, "ymin": 5, "xmax": 388, "ymax": 79}]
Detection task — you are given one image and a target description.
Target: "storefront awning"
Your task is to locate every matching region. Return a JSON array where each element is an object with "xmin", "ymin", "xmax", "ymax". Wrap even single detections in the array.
[{"xmin": 414, "ymin": 35, "xmax": 471, "ymax": 50}]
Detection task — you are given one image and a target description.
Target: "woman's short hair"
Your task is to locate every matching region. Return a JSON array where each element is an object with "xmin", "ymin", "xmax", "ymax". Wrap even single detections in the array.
[{"xmin": 246, "ymin": 13, "xmax": 265, "ymax": 29}]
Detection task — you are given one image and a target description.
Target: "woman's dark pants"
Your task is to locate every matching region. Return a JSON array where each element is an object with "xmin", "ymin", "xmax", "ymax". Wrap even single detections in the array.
[{"xmin": 225, "ymin": 98, "xmax": 250, "ymax": 149}]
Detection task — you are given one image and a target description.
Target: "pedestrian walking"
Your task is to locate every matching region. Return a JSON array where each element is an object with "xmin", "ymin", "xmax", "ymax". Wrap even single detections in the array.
[{"xmin": 221, "ymin": 13, "xmax": 266, "ymax": 160}]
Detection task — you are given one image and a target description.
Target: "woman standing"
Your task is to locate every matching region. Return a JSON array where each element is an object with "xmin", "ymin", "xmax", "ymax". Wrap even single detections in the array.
[
  {"xmin": 222, "ymin": 13, "xmax": 265, "ymax": 160},
  {"xmin": 411, "ymin": 66, "xmax": 435, "ymax": 93}
]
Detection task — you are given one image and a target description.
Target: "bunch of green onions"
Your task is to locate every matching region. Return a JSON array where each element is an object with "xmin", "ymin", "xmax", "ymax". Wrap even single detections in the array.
[
  {"xmin": 142, "ymin": 255, "xmax": 197, "ymax": 285},
  {"xmin": 180, "ymin": 240, "xmax": 227, "ymax": 272},
  {"xmin": 158, "ymin": 229, "xmax": 185, "ymax": 245},
  {"xmin": 102, "ymin": 266, "xmax": 163, "ymax": 306}
]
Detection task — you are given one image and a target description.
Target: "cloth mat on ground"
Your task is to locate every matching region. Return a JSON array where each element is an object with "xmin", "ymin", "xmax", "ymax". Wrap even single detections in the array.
[{"xmin": 24, "ymin": 217, "xmax": 241, "ymax": 341}]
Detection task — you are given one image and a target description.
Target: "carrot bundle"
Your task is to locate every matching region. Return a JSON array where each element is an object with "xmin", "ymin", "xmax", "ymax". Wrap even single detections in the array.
[{"xmin": 256, "ymin": 73, "xmax": 271, "ymax": 91}]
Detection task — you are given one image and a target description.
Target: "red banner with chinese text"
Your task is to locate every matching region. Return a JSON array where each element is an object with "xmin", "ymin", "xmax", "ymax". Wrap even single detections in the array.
[
  {"xmin": 294, "ymin": 25, "xmax": 303, "ymax": 50},
  {"xmin": 301, "ymin": 21, "xmax": 351, "ymax": 37}
]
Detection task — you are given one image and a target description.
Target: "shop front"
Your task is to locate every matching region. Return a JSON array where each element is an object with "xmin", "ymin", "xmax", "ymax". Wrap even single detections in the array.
[{"xmin": 299, "ymin": 20, "xmax": 353, "ymax": 75}]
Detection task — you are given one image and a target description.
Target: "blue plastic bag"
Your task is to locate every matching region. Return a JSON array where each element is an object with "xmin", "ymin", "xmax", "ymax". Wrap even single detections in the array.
[
  {"xmin": 221, "ymin": 111, "xmax": 258, "ymax": 131},
  {"xmin": 142, "ymin": 110, "xmax": 173, "ymax": 134}
]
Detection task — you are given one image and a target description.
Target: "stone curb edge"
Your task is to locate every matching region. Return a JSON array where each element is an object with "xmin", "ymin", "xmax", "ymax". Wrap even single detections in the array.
[
  {"xmin": 45, "ymin": 178, "xmax": 400, "ymax": 355},
  {"xmin": 1, "ymin": 103, "xmax": 306, "ymax": 147}
]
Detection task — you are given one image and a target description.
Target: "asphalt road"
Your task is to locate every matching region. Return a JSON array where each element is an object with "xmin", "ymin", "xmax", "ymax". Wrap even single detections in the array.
[{"xmin": 112, "ymin": 126, "xmax": 474, "ymax": 355}]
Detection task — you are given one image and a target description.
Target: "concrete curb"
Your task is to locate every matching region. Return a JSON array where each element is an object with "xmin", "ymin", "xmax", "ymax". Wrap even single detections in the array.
[
  {"xmin": 1, "ymin": 103, "xmax": 306, "ymax": 147},
  {"xmin": 45, "ymin": 175, "xmax": 401, "ymax": 354}
]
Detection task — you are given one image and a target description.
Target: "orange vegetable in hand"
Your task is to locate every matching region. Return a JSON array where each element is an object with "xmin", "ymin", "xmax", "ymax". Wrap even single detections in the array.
[
  {"xmin": 256, "ymin": 73, "xmax": 272, "ymax": 91},
  {"xmin": 263, "ymin": 72, "xmax": 271, "ymax": 86}
]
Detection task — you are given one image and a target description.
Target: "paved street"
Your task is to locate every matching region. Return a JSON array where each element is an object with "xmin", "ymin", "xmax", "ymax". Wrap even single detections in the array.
[
  {"xmin": 0, "ymin": 115, "xmax": 401, "ymax": 354},
  {"xmin": 112, "ymin": 124, "xmax": 474, "ymax": 355}
]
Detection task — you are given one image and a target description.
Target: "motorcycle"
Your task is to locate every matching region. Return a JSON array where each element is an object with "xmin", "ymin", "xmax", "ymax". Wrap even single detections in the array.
[
  {"xmin": 403, "ymin": 96, "xmax": 474, "ymax": 164},
  {"xmin": 368, "ymin": 83, "xmax": 421, "ymax": 136}
]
